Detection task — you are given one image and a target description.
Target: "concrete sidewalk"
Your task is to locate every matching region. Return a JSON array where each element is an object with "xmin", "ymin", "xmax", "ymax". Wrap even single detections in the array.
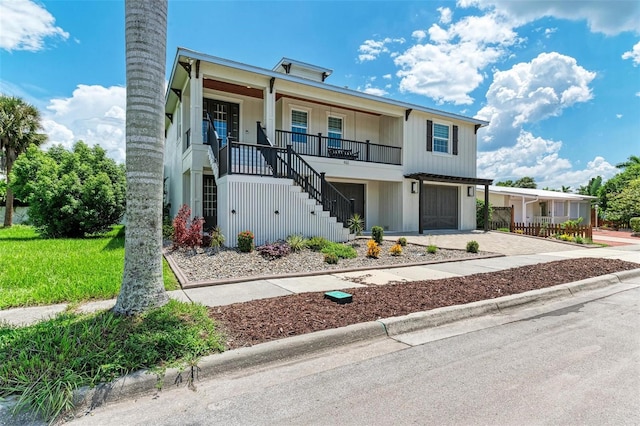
[{"xmin": 1, "ymin": 242, "xmax": 638, "ymax": 327}]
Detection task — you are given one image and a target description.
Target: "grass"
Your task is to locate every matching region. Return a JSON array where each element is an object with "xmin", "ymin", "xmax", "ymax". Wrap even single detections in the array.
[
  {"xmin": 0, "ymin": 299, "xmax": 225, "ymax": 423},
  {"xmin": 0, "ymin": 225, "xmax": 179, "ymax": 309}
]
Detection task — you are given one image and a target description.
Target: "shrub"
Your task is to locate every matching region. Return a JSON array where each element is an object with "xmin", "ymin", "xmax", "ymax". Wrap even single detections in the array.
[
  {"xmin": 371, "ymin": 226, "xmax": 384, "ymax": 244},
  {"xmin": 466, "ymin": 240, "xmax": 479, "ymax": 253},
  {"xmin": 172, "ymin": 205, "xmax": 204, "ymax": 249},
  {"xmin": 575, "ymin": 235, "xmax": 584, "ymax": 244},
  {"xmin": 321, "ymin": 241, "xmax": 357, "ymax": 259},
  {"xmin": 324, "ymin": 253, "xmax": 338, "ymax": 264},
  {"xmin": 631, "ymin": 217, "xmax": 640, "ymax": 233},
  {"xmin": 257, "ymin": 241, "xmax": 291, "ymax": 260},
  {"xmin": 286, "ymin": 234, "xmax": 306, "ymax": 251},
  {"xmin": 497, "ymin": 227, "xmax": 509, "ymax": 233},
  {"xmin": 366, "ymin": 239, "xmax": 380, "ymax": 258},
  {"xmin": 556, "ymin": 233, "xmax": 572, "ymax": 242},
  {"xmin": 426, "ymin": 244, "xmax": 438, "ymax": 254},
  {"xmin": 209, "ymin": 226, "xmax": 225, "ymax": 252},
  {"xmin": 397, "ymin": 237, "xmax": 407, "ymax": 247},
  {"xmin": 237, "ymin": 230, "xmax": 254, "ymax": 253},
  {"xmin": 347, "ymin": 213, "xmax": 365, "ymax": 236},
  {"xmin": 10, "ymin": 143, "xmax": 126, "ymax": 237},
  {"xmin": 476, "ymin": 199, "xmax": 493, "ymax": 229},
  {"xmin": 307, "ymin": 236, "xmax": 330, "ymax": 251},
  {"xmin": 389, "ymin": 243, "xmax": 402, "ymax": 256},
  {"xmin": 162, "ymin": 223, "xmax": 174, "ymax": 239}
]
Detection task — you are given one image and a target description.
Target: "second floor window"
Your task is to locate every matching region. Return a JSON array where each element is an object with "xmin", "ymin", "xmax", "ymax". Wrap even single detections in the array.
[
  {"xmin": 292, "ymin": 110, "xmax": 308, "ymax": 143},
  {"xmin": 327, "ymin": 116, "xmax": 343, "ymax": 148},
  {"xmin": 433, "ymin": 123, "xmax": 449, "ymax": 153}
]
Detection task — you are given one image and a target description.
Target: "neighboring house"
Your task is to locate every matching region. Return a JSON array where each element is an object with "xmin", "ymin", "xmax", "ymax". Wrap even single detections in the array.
[
  {"xmin": 476, "ymin": 186, "xmax": 596, "ymax": 226},
  {"xmin": 164, "ymin": 48, "xmax": 492, "ymax": 246}
]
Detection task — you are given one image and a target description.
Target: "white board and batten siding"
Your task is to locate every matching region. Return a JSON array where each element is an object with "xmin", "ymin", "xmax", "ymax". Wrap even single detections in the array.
[
  {"xmin": 217, "ymin": 175, "xmax": 350, "ymax": 247},
  {"xmin": 403, "ymin": 113, "xmax": 478, "ymax": 178}
]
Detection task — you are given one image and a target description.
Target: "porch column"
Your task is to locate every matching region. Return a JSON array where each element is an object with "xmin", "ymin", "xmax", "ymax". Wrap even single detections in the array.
[
  {"xmin": 483, "ymin": 184, "xmax": 489, "ymax": 231},
  {"xmin": 551, "ymin": 200, "xmax": 555, "ymax": 224},
  {"xmin": 263, "ymin": 85, "xmax": 276, "ymax": 142},
  {"xmin": 418, "ymin": 178, "xmax": 424, "ymax": 234},
  {"xmin": 189, "ymin": 62, "xmax": 203, "ymax": 145},
  {"xmin": 190, "ymin": 168, "xmax": 203, "ymax": 219},
  {"xmin": 521, "ymin": 196, "xmax": 526, "ymax": 224}
]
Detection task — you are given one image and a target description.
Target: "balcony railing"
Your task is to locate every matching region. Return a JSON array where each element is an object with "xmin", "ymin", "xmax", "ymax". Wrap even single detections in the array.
[{"xmin": 274, "ymin": 130, "xmax": 401, "ymax": 165}]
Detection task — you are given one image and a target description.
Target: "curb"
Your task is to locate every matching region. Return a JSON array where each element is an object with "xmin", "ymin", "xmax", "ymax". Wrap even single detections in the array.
[{"xmin": 70, "ymin": 268, "xmax": 640, "ymax": 413}]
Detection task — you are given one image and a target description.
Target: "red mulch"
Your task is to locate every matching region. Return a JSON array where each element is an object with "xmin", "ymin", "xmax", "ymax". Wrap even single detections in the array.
[{"xmin": 209, "ymin": 258, "xmax": 638, "ymax": 350}]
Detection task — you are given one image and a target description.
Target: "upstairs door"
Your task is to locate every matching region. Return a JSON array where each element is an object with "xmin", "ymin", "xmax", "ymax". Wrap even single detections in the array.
[{"xmin": 203, "ymin": 99, "xmax": 239, "ymax": 146}]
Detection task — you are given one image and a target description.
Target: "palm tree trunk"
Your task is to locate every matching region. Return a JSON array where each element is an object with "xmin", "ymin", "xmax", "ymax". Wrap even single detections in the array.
[
  {"xmin": 113, "ymin": 0, "xmax": 169, "ymax": 315},
  {"xmin": 3, "ymin": 155, "xmax": 13, "ymax": 227}
]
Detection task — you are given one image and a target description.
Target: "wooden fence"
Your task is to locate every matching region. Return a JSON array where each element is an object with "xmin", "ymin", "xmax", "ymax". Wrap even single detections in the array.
[{"xmin": 511, "ymin": 222, "xmax": 593, "ymax": 239}]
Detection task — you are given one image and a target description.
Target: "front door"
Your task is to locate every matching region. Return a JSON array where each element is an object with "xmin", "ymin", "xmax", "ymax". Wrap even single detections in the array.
[
  {"xmin": 203, "ymin": 175, "xmax": 217, "ymax": 231},
  {"xmin": 203, "ymin": 99, "xmax": 239, "ymax": 145},
  {"xmin": 331, "ymin": 182, "xmax": 365, "ymax": 227}
]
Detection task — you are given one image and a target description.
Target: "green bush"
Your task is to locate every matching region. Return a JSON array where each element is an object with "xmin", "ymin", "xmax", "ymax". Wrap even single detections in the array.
[
  {"xmin": 324, "ymin": 253, "xmax": 338, "ymax": 264},
  {"xmin": 497, "ymin": 227, "xmax": 510, "ymax": 232},
  {"xmin": 10, "ymin": 142, "xmax": 126, "ymax": 237},
  {"xmin": 321, "ymin": 241, "xmax": 357, "ymax": 259},
  {"xmin": 307, "ymin": 236, "xmax": 330, "ymax": 251},
  {"xmin": 397, "ymin": 237, "xmax": 407, "ymax": 246},
  {"xmin": 631, "ymin": 217, "xmax": 640, "ymax": 233},
  {"xmin": 371, "ymin": 226, "xmax": 384, "ymax": 244},
  {"xmin": 466, "ymin": 240, "xmax": 479, "ymax": 253},
  {"xmin": 476, "ymin": 199, "xmax": 493, "ymax": 229},
  {"xmin": 237, "ymin": 230, "xmax": 254, "ymax": 253},
  {"xmin": 426, "ymin": 244, "xmax": 438, "ymax": 254},
  {"xmin": 286, "ymin": 234, "xmax": 306, "ymax": 251}
]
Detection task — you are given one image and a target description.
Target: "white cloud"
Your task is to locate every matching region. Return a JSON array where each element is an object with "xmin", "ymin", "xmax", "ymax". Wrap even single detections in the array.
[
  {"xmin": 357, "ymin": 37, "xmax": 405, "ymax": 62},
  {"xmin": 476, "ymin": 52, "xmax": 596, "ymax": 145},
  {"xmin": 622, "ymin": 41, "xmax": 640, "ymax": 66},
  {"xmin": 358, "ymin": 84, "xmax": 388, "ymax": 97},
  {"xmin": 477, "ymin": 131, "xmax": 617, "ymax": 189},
  {"xmin": 393, "ymin": 11, "xmax": 519, "ymax": 105},
  {"xmin": 437, "ymin": 7, "xmax": 452, "ymax": 24},
  {"xmin": 464, "ymin": 0, "xmax": 640, "ymax": 35},
  {"xmin": 544, "ymin": 27, "xmax": 557, "ymax": 38},
  {"xmin": 382, "ymin": 74, "xmax": 392, "ymax": 80},
  {"xmin": 411, "ymin": 30, "xmax": 427, "ymax": 41},
  {"xmin": 0, "ymin": 0, "xmax": 69, "ymax": 52},
  {"xmin": 616, "ymin": 114, "xmax": 623, "ymax": 119},
  {"xmin": 43, "ymin": 85, "xmax": 126, "ymax": 163}
]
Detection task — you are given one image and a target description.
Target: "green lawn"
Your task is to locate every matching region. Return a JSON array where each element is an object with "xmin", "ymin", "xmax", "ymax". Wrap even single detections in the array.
[{"xmin": 0, "ymin": 225, "xmax": 179, "ymax": 309}]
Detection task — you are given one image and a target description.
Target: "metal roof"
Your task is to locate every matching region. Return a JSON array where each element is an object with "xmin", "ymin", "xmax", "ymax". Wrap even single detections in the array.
[{"xmin": 476, "ymin": 185, "xmax": 597, "ymax": 200}]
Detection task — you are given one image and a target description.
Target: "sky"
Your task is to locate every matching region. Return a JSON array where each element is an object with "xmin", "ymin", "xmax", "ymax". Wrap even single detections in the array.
[{"xmin": 0, "ymin": 0, "xmax": 639, "ymax": 191}]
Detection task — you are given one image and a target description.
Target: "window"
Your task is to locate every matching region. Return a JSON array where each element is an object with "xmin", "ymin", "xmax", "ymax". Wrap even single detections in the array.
[
  {"xmin": 291, "ymin": 110, "xmax": 308, "ymax": 143},
  {"xmin": 327, "ymin": 116, "xmax": 343, "ymax": 148},
  {"xmin": 433, "ymin": 123, "xmax": 449, "ymax": 153}
]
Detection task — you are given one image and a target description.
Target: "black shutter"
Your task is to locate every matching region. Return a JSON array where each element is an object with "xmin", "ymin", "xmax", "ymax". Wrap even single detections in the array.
[
  {"xmin": 452, "ymin": 125, "xmax": 458, "ymax": 155},
  {"xmin": 426, "ymin": 120, "xmax": 433, "ymax": 152}
]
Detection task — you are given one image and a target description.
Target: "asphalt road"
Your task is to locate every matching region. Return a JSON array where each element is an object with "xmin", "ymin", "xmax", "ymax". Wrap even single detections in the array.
[{"xmin": 66, "ymin": 285, "xmax": 640, "ymax": 426}]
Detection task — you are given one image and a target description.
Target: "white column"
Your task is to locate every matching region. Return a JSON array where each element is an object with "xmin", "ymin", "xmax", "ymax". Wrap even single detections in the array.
[
  {"xmin": 264, "ymin": 85, "xmax": 276, "ymax": 142},
  {"xmin": 189, "ymin": 63, "xmax": 203, "ymax": 145},
  {"xmin": 521, "ymin": 197, "xmax": 526, "ymax": 224},
  {"xmin": 551, "ymin": 200, "xmax": 555, "ymax": 224},
  {"xmin": 190, "ymin": 168, "xmax": 203, "ymax": 218}
]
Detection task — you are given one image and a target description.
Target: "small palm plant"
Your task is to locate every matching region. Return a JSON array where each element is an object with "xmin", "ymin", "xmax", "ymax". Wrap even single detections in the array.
[{"xmin": 347, "ymin": 213, "xmax": 364, "ymax": 236}]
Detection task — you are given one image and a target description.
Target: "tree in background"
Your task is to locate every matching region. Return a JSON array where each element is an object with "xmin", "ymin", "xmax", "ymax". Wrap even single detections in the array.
[
  {"xmin": 495, "ymin": 176, "xmax": 537, "ymax": 189},
  {"xmin": 0, "ymin": 96, "xmax": 46, "ymax": 227},
  {"xmin": 615, "ymin": 155, "xmax": 640, "ymax": 169},
  {"xmin": 113, "ymin": 0, "xmax": 169, "ymax": 315},
  {"xmin": 599, "ymin": 159, "xmax": 640, "ymax": 212},
  {"xmin": 606, "ymin": 178, "xmax": 640, "ymax": 226},
  {"xmin": 10, "ymin": 142, "xmax": 126, "ymax": 237},
  {"xmin": 577, "ymin": 176, "xmax": 602, "ymax": 197}
]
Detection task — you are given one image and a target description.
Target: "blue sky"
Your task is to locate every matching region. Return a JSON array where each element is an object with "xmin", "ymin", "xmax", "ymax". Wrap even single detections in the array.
[{"xmin": 1, "ymin": 0, "xmax": 639, "ymax": 190}]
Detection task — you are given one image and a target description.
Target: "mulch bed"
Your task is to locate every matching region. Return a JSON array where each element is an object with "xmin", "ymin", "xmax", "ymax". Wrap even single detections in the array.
[{"xmin": 210, "ymin": 258, "xmax": 639, "ymax": 349}]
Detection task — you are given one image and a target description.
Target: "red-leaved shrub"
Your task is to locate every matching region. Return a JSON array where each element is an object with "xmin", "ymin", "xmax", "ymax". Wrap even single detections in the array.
[{"xmin": 172, "ymin": 204, "xmax": 204, "ymax": 249}]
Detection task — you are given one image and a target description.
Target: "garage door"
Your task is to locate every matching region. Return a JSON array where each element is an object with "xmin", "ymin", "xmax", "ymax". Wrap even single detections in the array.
[
  {"xmin": 422, "ymin": 185, "xmax": 458, "ymax": 229},
  {"xmin": 330, "ymin": 182, "xmax": 365, "ymax": 226}
]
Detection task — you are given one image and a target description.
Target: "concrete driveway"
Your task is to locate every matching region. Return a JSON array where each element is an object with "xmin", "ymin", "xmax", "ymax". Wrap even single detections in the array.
[{"xmin": 395, "ymin": 230, "xmax": 588, "ymax": 256}]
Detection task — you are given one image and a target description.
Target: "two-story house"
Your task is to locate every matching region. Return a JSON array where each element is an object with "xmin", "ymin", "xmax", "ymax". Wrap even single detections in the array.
[{"xmin": 164, "ymin": 48, "xmax": 492, "ymax": 246}]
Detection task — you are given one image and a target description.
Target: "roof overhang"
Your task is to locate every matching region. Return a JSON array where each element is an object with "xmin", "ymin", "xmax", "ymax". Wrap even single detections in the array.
[
  {"xmin": 476, "ymin": 185, "xmax": 598, "ymax": 201},
  {"xmin": 405, "ymin": 173, "xmax": 493, "ymax": 186},
  {"xmin": 165, "ymin": 47, "xmax": 490, "ymax": 129}
]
